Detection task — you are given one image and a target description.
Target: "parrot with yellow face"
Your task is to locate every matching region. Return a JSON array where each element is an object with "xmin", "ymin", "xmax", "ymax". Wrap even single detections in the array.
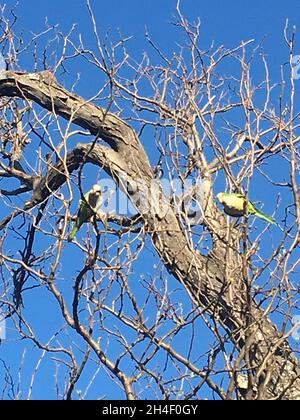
[
  {"xmin": 68, "ymin": 184, "xmax": 103, "ymax": 241},
  {"xmin": 217, "ymin": 192, "xmax": 276, "ymax": 224}
]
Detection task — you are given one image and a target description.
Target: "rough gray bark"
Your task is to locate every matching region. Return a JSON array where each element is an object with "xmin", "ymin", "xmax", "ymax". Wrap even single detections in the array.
[{"xmin": 0, "ymin": 71, "xmax": 299, "ymax": 400}]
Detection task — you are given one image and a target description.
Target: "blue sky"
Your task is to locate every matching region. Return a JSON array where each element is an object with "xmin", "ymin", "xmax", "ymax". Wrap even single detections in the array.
[
  {"xmin": 4, "ymin": 0, "xmax": 300, "ymax": 72},
  {"xmin": 1, "ymin": 0, "xmax": 300, "ymax": 400},
  {"xmin": 6, "ymin": 0, "xmax": 300, "ymax": 45}
]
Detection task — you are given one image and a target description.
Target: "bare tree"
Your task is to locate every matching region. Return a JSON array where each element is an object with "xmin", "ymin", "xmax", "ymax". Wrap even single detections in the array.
[{"xmin": 0, "ymin": 3, "xmax": 299, "ymax": 400}]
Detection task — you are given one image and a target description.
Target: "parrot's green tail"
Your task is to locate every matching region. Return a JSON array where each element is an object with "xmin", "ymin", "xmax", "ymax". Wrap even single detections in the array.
[
  {"xmin": 67, "ymin": 225, "xmax": 79, "ymax": 241},
  {"xmin": 254, "ymin": 209, "xmax": 276, "ymax": 224}
]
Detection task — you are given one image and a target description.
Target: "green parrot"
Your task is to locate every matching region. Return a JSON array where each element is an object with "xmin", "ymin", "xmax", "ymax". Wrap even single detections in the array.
[
  {"xmin": 68, "ymin": 184, "xmax": 103, "ymax": 241},
  {"xmin": 216, "ymin": 192, "xmax": 276, "ymax": 224}
]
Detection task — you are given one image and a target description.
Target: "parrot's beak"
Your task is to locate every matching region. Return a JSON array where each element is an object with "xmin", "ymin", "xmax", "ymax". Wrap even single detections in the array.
[
  {"xmin": 216, "ymin": 193, "xmax": 222, "ymax": 203},
  {"xmin": 92, "ymin": 185, "xmax": 102, "ymax": 194}
]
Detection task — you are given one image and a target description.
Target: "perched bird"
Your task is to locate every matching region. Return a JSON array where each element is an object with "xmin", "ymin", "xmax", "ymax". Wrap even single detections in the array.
[
  {"xmin": 216, "ymin": 192, "xmax": 276, "ymax": 224},
  {"xmin": 68, "ymin": 184, "xmax": 103, "ymax": 241}
]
